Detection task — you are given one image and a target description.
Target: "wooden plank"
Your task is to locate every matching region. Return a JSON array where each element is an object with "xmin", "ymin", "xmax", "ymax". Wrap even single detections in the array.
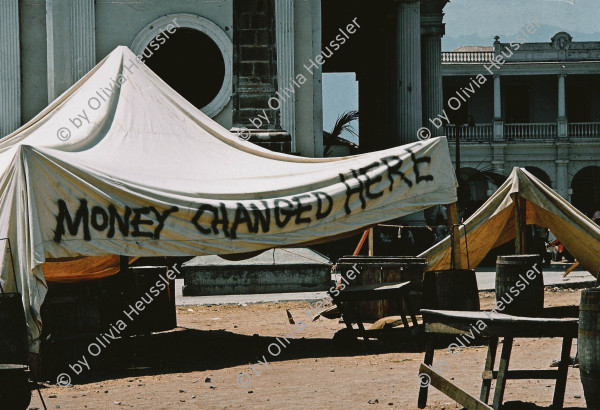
[
  {"xmin": 492, "ymin": 337, "xmax": 513, "ymax": 410},
  {"xmin": 482, "ymin": 369, "xmax": 558, "ymax": 380},
  {"xmin": 563, "ymin": 261, "xmax": 579, "ymax": 277},
  {"xmin": 333, "ymin": 282, "xmax": 411, "ymax": 302},
  {"xmin": 419, "ymin": 363, "xmax": 493, "ymax": 410},
  {"xmin": 480, "ymin": 338, "xmax": 498, "ymax": 403},
  {"xmin": 552, "ymin": 337, "xmax": 572, "ymax": 409},
  {"xmin": 422, "ymin": 309, "xmax": 577, "ymax": 324},
  {"xmin": 446, "ymin": 202, "xmax": 463, "ymax": 269},
  {"xmin": 418, "ymin": 339, "xmax": 436, "ymax": 409},
  {"xmin": 425, "ymin": 320, "xmax": 577, "ymax": 339},
  {"xmin": 421, "ymin": 309, "xmax": 579, "ymax": 338},
  {"xmin": 368, "ymin": 227, "xmax": 374, "ymax": 256}
]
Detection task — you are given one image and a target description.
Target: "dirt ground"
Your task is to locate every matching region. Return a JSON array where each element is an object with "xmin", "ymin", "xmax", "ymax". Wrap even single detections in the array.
[{"xmin": 28, "ymin": 288, "xmax": 586, "ymax": 409}]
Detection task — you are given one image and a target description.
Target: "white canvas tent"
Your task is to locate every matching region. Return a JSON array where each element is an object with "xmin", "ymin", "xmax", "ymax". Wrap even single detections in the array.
[
  {"xmin": 0, "ymin": 46, "xmax": 458, "ymax": 352},
  {"xmin": 419, "ymin": 167, "xmax": 600, "ymax": 276}
]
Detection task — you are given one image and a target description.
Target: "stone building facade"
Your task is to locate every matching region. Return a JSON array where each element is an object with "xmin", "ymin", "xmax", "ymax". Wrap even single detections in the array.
[
  {"xmin": 442, "ymin": 32, "xmax": 600, "ymax": 217},
  {"xmin": 0, "ymin": 0, "xmax": 448, "ymax": 159}
]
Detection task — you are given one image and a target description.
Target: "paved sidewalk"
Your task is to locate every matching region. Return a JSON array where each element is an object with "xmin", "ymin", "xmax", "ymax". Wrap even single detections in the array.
[{"xmin": 175, "ymin": 266, "xmax": 597, "ymax": 306}]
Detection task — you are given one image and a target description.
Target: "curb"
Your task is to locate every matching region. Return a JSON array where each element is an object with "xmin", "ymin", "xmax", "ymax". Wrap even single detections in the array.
[{"xmin": 479, "ymin": 280, "xmax": 597, "ymax": 292}]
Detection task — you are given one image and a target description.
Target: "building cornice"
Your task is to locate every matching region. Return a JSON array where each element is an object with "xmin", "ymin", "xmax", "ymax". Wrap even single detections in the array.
[{"xmin": 442, "ymin": 61, "xmax": 600, "ymax": 76}]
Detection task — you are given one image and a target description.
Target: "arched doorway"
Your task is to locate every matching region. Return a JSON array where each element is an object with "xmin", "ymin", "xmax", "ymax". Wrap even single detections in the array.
[
  {"xmin": 458, "ymin": 167, "xmax": 492, "ymax": 219},
  {"xmin": 131, "ymin": 14, "xmax": 233, "ymax": 117},
  {"xmin": 524, "ymin": 166, "xmax": 552, "ymax": 187},
  {"xmin": 572, "ymin": 166, "xmax": 600, "ymax": 217}
]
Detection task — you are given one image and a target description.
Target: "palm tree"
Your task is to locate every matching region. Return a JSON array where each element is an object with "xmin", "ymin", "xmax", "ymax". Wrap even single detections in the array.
[{"xmin": 323, "ymin": 110, "xmax": 359, "ymax": 157}]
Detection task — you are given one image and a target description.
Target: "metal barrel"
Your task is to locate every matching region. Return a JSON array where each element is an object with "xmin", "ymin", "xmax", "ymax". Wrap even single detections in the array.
[
  {"xmin": 579, "ymin": 288, "xmax": 600, "ymax": 410},
  {"xmin": 423, "ymin": 269, "xmax": 480, "ymax": 311},
  {"xmin": 0, "ymin": 293, "xmax": 28, "ymax": 365},
  {"xmin": 0, "ymin": 293, "xmax": 30, "ymax": 409},
  {"xmin": 495, "ymin": 255, "xmax": 544, "ymax": 316},
  {"xmin": 0, "ymin": 364, "xmax": 31, "ymax": 409}
]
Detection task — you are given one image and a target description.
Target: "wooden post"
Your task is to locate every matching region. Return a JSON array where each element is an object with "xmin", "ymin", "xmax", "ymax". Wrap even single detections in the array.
[
  {"xmin": 368, "ymin": 227, "xmax": 374, "ymax": 256},
  {"xmin": 446, "ymin": 202, "xmax": 463, "ymax": 269},
  {"xmin": 119, "ymin": 255, "xmax": 133, "ymax": 291},
  {"xmin": 514, "ymin": 194, "xmax": 524, "ymax": 255},
  {"xmin": 353, "ymin": 229, "xmax": 370, "ymax": 256},
  {"xmin": 520, "ymin": 197, "xmax": 527, "ymax": 254},
  {"xmin": 119, "ymin": 255, "xmax": 129, "ymax": 276}
]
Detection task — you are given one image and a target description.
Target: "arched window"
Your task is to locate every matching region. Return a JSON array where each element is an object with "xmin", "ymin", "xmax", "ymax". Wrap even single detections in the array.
[{"xmin": 572, "ymin": 166, "xmax": 600, "ymax": 217}]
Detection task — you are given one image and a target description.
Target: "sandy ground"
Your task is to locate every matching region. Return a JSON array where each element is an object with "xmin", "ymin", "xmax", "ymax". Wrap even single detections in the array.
[{"xmin": 28, "ymin": 288, "xmax": 586, "ymax": 409}]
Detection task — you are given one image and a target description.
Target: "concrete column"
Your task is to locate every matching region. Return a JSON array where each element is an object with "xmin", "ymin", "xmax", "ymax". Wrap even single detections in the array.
[
  {"xmin": 358, "ymin": 73, "xmax": 383, "ymax": 152},
  {"xmin": 557, "ymin": 74, "xmax": 568, "ymax": 139},
  {"xmin": 0, "ymin": 0, "xmax": 21, "ymax": 137},
  {"xmin": 71, "ymin": 0, "xmax": 96, "ymax": 81},
  {"xmin": 492, "ymin": 143, "xmax": 506, "ymax": 170},
  {"xmin": 494, "ymin": 75, "xmax": 501, "ymax": 120},
  {"xmin": 359, "ymin": 16, "xmax": 397, "ymax": 153},
  {"xmin": 558, "ymin": 74, "xmax": 566, "ymax": 118},
  {"xmin": 294, "ymin": 0, "xmax": 323, "ymax": 157},
  {"xmin": 46, "ymin": 0, "xmax": 96, "ymax": 102},
  {"xmin": 420, "ymin": 13, "xmax": 444, "ymax": 137},
  {"xmin": 555, "ymin": 159, "xmax": 569, "ymax": 199},
  {"xmin": 493, "ymin": 75, "xmax": 504, "ymax": 141},
  {"xmin": 275, "ymin": 0, "xmax": 296, "ymax": 151},
  {"xmin": 396, "ymin": 0, "xmax": 422, "ymax": 145}
]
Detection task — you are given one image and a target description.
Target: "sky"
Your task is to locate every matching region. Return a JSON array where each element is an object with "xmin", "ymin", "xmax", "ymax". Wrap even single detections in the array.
[{"xmin": 322, "ymin": 0, "xmax": 600, "ymax": 145}]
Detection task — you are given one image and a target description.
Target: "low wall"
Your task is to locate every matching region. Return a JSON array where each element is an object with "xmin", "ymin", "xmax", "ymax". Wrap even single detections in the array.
[{"xmin": 182, "ymin": 264, "xmax": 332, "ymax": 296}]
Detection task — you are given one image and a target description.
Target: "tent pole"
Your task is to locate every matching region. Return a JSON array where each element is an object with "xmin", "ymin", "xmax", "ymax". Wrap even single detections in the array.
[
  {"xmin": 520, "ymin": 197, "xmax": 527, "ymax": 254},
  {"xmin": 119, "ymin": 255, "xmax": 129, "ymax": 276},
  {"xmin": 446, "ymin": 202, "xmax": 463, "ymax": 269},
  {"xmin": 368, "ymin": 228, "xmax": 374, "ymax": 256},
  {"xmin": 119, "ymin": 255, "xmax": 132, "ymax": 288},
  {"xmin": 514, "ymin": 193, "xmax": 523, "ymax": 254},
  {"xmin": 353, "ymin": 229, "xmax": 370, "ymax": 256}
]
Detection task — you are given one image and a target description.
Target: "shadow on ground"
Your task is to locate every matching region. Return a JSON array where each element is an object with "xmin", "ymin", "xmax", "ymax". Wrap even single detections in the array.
[
  {"xmin": 501, "ymin": 401, "xmax": 583, "ymax": 409},
  {"xmin": 41, "ymin": 327, "xmax": 421, "ymax": 384},
  {"xmin": 39, "ymin": 305, "xmax": 581, "ymax": 387}
]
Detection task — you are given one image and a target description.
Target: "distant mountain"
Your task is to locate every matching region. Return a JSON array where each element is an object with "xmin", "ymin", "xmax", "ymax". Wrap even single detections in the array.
[{"xmin": 443, "ymin": 25, "xmax": 600, "ymax": 51}]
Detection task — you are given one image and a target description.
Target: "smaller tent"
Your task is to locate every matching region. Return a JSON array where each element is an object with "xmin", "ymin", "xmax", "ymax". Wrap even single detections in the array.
[{"xmin": 419, "ymin": 167, "xmax": 600, "ymax": 276}]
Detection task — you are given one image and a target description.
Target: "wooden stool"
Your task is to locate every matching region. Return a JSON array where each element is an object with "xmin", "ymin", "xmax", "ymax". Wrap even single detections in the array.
[
  {"xmin": 417, "ymin": 309, "xmax": 578, "ymax": 410},
  {"xmin": 328, "ymin": 281, "xmax": 420, "ymax": 345}
]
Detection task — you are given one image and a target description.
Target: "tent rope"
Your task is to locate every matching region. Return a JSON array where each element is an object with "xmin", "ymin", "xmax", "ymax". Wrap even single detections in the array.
[{"xmin": 449, "ymin": 224, "xmax": 470, "ymax": 270}]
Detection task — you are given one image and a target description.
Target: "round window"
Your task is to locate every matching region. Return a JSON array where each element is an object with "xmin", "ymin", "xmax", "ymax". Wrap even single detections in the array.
[
  {"xmin": 131, "ymin": 14, "xmax": 233, "ymax": 117},
  {"xmin": 144, "ymin": 28, "xmax": 225, "ymax": 110}
]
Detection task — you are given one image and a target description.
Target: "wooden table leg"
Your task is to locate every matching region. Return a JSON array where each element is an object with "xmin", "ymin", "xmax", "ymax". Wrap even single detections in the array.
[
  {"xmin": 396, "ymin": 300, "xmax": 412, "ymax": 332},
  {"xmin": 396, "ymin": 299, "xmax": 418, "ymax": 350},
  {"xmin": 350, "ymin": 303, "xmax": 370, "ymax": 342},
  {"xmin": 336, "ymin": 301, "xmax": 359, "ymax": 341},
  {"xmin": 480, "ymin": 337, "xmax": 498, "ymax": 404},
  {"xmin": 418, "ymin": 336, "xmax": 435, "ymax": 409},
  {"xmin": 492, "ymin": 337, "xmax": 513, "ymax": 410},
  {"xmin": 403, "ymin": 295, "xmax": 419, "ymax": 331},
  {"xmin": 552, "ymin": 337, "xmax": 572, "ymax": 409}
]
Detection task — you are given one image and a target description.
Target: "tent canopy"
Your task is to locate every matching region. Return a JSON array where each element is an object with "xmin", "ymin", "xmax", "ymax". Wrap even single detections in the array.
[
  {"xmin": 419, "ymin": 167, "xmax": 600, "ymax": 276},
  {"xmin": 0, "ymin": 46, "xmax": 458, "ymax": 351}
]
